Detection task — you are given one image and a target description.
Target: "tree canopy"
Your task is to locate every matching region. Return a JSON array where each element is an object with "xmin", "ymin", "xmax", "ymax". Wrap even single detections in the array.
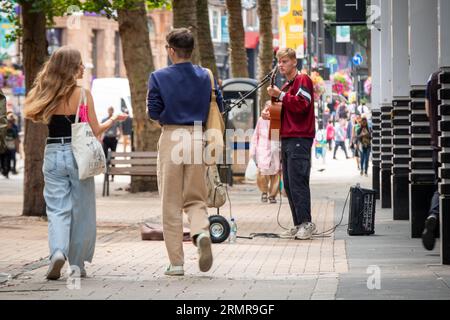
[{"xmin": 0, "ymin": 0, "xmax": 170, "ymax": 42}]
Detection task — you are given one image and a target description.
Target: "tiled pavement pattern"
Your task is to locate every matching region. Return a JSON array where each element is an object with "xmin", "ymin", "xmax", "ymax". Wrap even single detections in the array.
[
  {"xmin": 2, "ymin": 152, "xmax": 450, "ymax": 299},
  {"xmin": 0, "ymin": 183, "xmax": 346, "ymax": 299}
]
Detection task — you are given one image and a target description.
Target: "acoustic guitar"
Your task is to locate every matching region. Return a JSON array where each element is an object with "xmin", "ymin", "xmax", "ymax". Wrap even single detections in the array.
[{"xmin": 268, "ymin": 67, "xmax": 282, "ymax": 140}]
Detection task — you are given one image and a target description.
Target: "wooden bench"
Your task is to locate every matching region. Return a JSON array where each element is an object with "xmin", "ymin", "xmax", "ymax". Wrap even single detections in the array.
[{"xmin": 103, "ymin": 151, "xmax": 158, "ymax": 196}]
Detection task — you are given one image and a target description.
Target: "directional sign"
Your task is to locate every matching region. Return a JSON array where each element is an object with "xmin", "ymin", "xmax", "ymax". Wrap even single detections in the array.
[
  {"xmin": 336, "ymin": 0, "xmax": 367, "ymax": 24},
  {"xmin": 353, "ymin": 53, "xmax": 363, "ymax": 66}
]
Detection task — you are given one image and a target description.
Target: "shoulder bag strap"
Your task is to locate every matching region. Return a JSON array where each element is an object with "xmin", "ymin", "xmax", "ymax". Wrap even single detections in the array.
[
  {"xmin": 205, "ymin": 68, "xmax": 216, "ymax": 103},
  {"xmin": 75, "ymin": 87, "xmax": 85, "ymax": 124}
]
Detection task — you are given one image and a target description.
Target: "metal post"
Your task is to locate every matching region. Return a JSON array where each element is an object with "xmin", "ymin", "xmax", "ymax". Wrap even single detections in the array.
[
  {"xmin": 307, "ymin": 0, "xmax": 312, "ymax": 72},
  {"xmin": 408, "ymin": 0, "xmax": 439, "ymax": 238},
  {"xmin": 380, "ymin": 0, "xmax": 393, "ymax": 209},
  {"xmin": 438, "ymin": 0, "xmax": 450, "ymax": 264},
  {"xmin": 391, "ymin": 0, "xmax": 410, "ymax": 220},
  {"xmin": 370, "ymin": 0, "xmax": 381, "ymax": 199},
  {"xmin": 318, "ymin": 0, "xmax": 325, "ymax": 67}
]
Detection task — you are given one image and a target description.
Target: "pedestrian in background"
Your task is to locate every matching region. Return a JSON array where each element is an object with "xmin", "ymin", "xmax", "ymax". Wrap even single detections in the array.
[
  {"xmin": 0, "ymin": 89, "xmax": 8, "ymax": 178},
  {"xmin": 350, "ymin": 115, "xmax": 361, "ymax": 171},
  {"xmin": 6, "ymin": 113, "xmax": 20, "ymax": 175},
  {"xmin": 250, "ymin": 101, "xmax": 281, "ymax": 204},
  {"xmin": 120, "ymin": 110, "xmax": 132, "ymax": 152},
  {"xmin": 357, "ymin": 117, "xmax": 372, "ymax": 177},
  {"xmin": 333, "ymin": 118, "xmax": 349, "ymax": 160},
  {"xmin": 326, "ymin": 119, "xmax": 334, "ymax": 151},
  {"xmin": 102, "ymin": 106, "xmax": 122, "ymax": 182},
  {"xmin": 102, "ymin": 106, "xmax": 122, "ymax": 156},
  {"xmin": 337, "ymin": 101, "xmax": 348, "ymax": 120},
  {"xmin": 314, "ymin": 123, "xmax": 327, "ymax": 165},
  {"xmin": 0, "ymin": 113, "xmax": 20, "ymax": 177}
]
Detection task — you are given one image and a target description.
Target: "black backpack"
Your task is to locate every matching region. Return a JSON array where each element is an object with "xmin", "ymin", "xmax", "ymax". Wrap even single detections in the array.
[{"xmin": 0, "ymin": 90, "xmax": 7, "ymax": 154}]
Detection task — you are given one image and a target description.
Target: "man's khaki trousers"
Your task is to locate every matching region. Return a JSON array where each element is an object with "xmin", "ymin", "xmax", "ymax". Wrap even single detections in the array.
[{"xmin": 157, "ymin": 125, "xmax": 210, "ymax": 266}]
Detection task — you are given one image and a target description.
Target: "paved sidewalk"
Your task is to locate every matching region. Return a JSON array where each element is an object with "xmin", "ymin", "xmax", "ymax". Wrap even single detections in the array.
[{"xmin": 0, "ymin": 151, "xmax": 449, "ymax": 300}]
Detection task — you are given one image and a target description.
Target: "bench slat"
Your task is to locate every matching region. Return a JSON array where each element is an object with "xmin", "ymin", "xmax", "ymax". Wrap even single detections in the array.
[
  {"xmin": 108, "ymin": 167, "xmax": 157, "ymax": 175},
  {"xmin": 110, "ymin": 159, "xmax": 157, "ymax": 165},
  {"xmin": 110, "ymin": 151, "xmax": 157, "ymax": 158}
]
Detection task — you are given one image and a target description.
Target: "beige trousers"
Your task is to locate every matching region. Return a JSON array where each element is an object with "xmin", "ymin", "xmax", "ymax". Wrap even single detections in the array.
[
  {"xmin": 157, "ymin": 125, "xmax": 210, "ymax": 266},
  {"xmin": 256, "ymin": 171, "xmax": 280, "ymax": 198}
]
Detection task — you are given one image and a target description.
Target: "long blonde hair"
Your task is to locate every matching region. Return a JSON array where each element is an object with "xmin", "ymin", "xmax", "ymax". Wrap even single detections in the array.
[{"xmin": 24, "ymin": 46, "xmax": 82, "ymax": 124}]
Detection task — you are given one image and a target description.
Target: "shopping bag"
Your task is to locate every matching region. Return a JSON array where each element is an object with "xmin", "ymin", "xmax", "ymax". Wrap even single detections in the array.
[{"xmin": 71, "ymin": 88, "xmax": 106, "ymax": 180}]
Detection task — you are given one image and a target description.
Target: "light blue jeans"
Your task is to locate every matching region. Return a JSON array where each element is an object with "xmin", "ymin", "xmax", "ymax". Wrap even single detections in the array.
[{"xmin": 43, "ymin": 141, "xmax": 96, "ymax": 268}]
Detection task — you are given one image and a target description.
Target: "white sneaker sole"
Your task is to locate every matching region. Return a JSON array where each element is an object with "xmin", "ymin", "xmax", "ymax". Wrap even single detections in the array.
[
  {"xmin": 198, "ymin": 236, "xmax": 213, "ymax": 272},
  {"xmin": 295, "ymin": 234, "xmax": 313, "ymax": 240},
  {"xmin": 164, "ymin": 270, "xmax": 184, "ymax": 276},
  {"xmin": 46, "ymin": 257, "xmax": 65, "ymax": 280}
]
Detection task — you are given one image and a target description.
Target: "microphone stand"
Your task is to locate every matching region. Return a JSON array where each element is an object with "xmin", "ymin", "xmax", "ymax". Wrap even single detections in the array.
[
  {"xmin": 219, "ymin": 70, "xmax": 275, "ymax": 187},
  {"xmin": 222, "ymin": 72, "xmax": 273, "ymax": 115}
]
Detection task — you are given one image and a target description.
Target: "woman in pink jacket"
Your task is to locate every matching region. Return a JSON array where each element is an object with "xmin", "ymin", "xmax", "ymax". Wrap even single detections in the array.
[
  {"xmin": 326, "ymin": 120, "xmax": 335, "ymax": 151},
  {"xmin": 249, "ymin": 105, "xmax": 281, "ymax": 203}
]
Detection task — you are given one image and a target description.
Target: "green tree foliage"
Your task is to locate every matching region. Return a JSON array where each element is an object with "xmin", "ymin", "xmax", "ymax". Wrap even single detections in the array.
[{"xmin": 0, "ymin": 0, "xmax": 170, "ymax": 41}]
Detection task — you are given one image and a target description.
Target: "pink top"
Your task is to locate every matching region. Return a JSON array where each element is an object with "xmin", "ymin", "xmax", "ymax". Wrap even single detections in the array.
[
  {"xmin": 249, "ymin": 117, "xmax": 281, "ymax": 175},
  {"xmin": 78, "ymin": 104, "xmax": 90, "ymax": 122},
  {"xmin": 326, "ymin": 123, "xmax": 335, "ymax": 140}
]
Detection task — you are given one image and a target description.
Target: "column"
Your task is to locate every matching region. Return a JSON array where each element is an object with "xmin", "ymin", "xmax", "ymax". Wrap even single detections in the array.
[
  {"xmin": 438, "ymin": 0, "xmax": 450, "ymax": 264},
  {"xmin": 391, "ymin": 0, "xmax": 410, "ymax": 220},
  {"xmin": 408, "ymin": 0, "xmax": 439, "ymax": 238},
  {"xmin": 371, "ymin": 0, "xmax": 381, "ymax": 200},
  {"xmin": 380, "ymin": 0, "xmax": 393, "ymax": 209}
]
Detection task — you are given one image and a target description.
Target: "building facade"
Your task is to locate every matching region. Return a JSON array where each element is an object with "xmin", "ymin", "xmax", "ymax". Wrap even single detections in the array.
[{"xmin": 51, "ymin": 10, "xmax": 172, "ymax": 89}]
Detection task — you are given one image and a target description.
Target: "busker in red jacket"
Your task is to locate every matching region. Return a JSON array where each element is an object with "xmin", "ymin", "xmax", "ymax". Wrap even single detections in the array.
[{"xmin": 262, "ymin": 47, "xmax": 316, "ymax": 240}]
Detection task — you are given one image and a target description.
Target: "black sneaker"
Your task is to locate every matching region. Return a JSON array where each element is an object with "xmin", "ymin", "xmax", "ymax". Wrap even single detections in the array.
[
  {"xmin": 261, "ymin": 193, "xmax": 268, "ymax": 203},
  {"xmin": 422, "ymin": 215, "xmax": 437, "ymax": 251}
]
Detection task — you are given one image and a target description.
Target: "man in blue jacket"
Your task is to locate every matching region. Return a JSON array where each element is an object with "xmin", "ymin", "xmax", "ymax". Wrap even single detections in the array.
[{"xmin": 147, "ymin": 28, "xmax": 223, "ymax": 276}]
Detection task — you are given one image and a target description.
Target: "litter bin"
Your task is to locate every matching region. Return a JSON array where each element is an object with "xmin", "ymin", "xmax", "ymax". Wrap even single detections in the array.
[{"xmin": 221, "ymin": 78, "xmax": 259, "ymax": 185}]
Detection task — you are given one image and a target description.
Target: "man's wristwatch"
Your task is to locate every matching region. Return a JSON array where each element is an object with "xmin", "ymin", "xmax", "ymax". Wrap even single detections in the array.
[{"xmin": 278, "ymin": 92, "xmax": 286, "ymax": 101}]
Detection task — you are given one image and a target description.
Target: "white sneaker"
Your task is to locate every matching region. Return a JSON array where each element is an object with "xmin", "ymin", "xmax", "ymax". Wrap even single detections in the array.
[
  {"xmin": 279, "ymin": 226, "xmax": 299, "ymax": 239},
  {"xmin": 46, "ymin": 251, "xmax": 66, "ymax": 280},
  {"xmin": 68, "ymin": 265, "xmax": 87, "ymax": 278},
  {"xmin": 296, "ymin": 222, "xmax": 316, "ymax": 240},
  {"xmin": 164, "ymin": 264, "xmax": 184, "ymax": 276},
  {"xmin": 196, "ymin": 233, "xmax": 213, "ymax": 272}
]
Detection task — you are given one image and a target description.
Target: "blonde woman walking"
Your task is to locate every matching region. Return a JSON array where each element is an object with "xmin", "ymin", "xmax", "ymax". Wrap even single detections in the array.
[{"xmin": 24, "ymin": 46, "xmax": 128, "ymax": 280}]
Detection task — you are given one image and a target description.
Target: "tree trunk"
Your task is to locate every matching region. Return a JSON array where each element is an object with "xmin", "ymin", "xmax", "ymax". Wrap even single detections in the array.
[
  {"xmin": 172, "ymin": 0, "xmax": 200, "ymax": 65},
  {"xmin": 257, "ymin": 0, "xmax": 273, "ymax": 110},
  {"xmin": 118, "ymin": 2, "xmax": 160, "ymax": 192},
  {"xmin": 196, "ymin": 0, "xmax": 218, "ymax": 79},
  {"xmin": 21, "ymin": 2, "xmax": 48, "ymax": 216},
  {"xmin": 226, "ymin": 0, "xmax": 248, "ymax": 78}
]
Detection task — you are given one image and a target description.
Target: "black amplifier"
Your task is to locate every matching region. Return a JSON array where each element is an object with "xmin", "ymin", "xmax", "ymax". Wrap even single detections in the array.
[{"xmin": 347, "ymin": 185, "xmax": 376, "ymax": 236}]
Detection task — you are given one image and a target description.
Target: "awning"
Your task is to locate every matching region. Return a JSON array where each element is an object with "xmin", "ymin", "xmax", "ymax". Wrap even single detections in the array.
[{"xmin": 245, "ymin": 31, "xmax": 259, "ymax": 49}]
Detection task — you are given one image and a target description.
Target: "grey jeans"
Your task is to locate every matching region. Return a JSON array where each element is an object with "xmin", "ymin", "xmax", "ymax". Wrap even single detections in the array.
[{"xmin": 43, "ymin": 141, "xmax": 96, "ymax": 268}]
